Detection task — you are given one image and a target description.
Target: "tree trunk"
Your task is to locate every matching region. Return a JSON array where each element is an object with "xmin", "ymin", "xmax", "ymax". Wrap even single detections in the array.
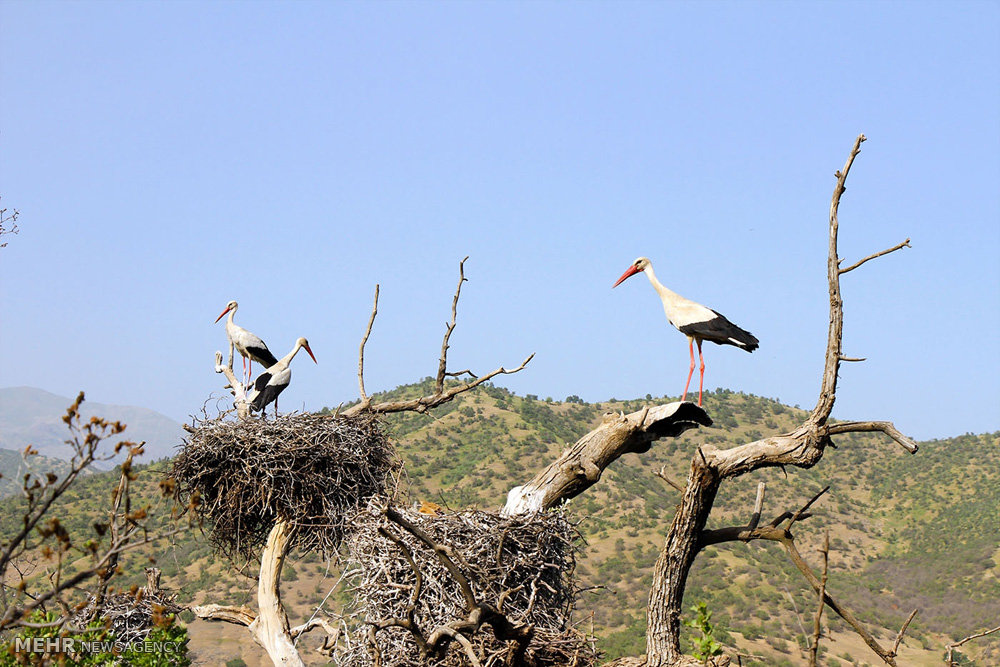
[
  {"xmin": 645, "ymin": 461, "xmax": 719, "ymax": 666},
  {"xmin": 248, "ymin": 520, "xmax": 303, "ymax": 666}
]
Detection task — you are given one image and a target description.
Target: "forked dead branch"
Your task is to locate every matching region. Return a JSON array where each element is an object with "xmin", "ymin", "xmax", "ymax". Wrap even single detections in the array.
[{"xmin": 344, "ymin": 257, "xmax": 534, "ymax": 418}]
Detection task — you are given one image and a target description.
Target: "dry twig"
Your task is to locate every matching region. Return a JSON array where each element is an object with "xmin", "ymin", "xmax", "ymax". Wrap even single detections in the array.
[
  {"xmin": 808, "ymin": 530, "xmax": 829, "ymax": 667},
  {"xmin": 344, "ymin": 257, "xmax": 534, "ymax": 418},
  {"xmin": 945, "ymin": 624, "xmax": 1000, "ymax": 666}
]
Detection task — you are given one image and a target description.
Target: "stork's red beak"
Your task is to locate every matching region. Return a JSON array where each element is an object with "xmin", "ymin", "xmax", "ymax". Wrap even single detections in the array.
[
  {"xmin": 613, "ymin": 265, "xmax": 642, "ymax": 288},
  {"xmin": 305, "ymin": 345, "xmax": 317, "ymax": 364},
  {"xmin": 214, "ymin": 306, "xmax": 232, "ymax": 323}
]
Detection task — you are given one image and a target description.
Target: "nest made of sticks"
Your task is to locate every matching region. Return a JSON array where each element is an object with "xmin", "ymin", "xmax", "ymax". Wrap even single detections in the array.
[
  {"xmin": 100, "ymin": 588, "xmax": 181, "ymax": 644},
  {"xmin": 172, "ymin": 412, "xmax": 399, "ymax": 561},
  {"xmin": 336, "ymin": 505, "xmax": 596, "ymax": 667},
  {"xmin": 75, "ymin": 574, "xmax": 182, "ymax": 644}
]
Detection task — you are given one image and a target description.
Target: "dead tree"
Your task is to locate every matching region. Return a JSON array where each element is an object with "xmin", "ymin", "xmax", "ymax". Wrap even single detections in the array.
[
  {"xmin": 192, "ymin": 258, "xmax": 536, "ymax": 667},
  {"xmin": 506, "ymin": 135, "xmax": 918, "ymax": 667}
]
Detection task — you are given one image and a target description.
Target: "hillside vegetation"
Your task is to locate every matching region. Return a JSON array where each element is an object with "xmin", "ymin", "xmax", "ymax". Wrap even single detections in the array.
[{"xmin": 3, "ymin": 381, "xmax": 997, "ymax": 666}]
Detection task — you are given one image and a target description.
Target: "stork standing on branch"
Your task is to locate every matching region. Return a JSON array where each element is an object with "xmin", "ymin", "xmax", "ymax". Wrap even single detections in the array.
[
  {"xmin": 215, "ymin": 300, "xmax": 279, "ymax": 388},
  {"xmin": 614, "ymin": 257, "xmax": 758, "ymax": 406},
  {"xmin": 248, "ymin": 337, "xmax": 317, "ymax": 417}
]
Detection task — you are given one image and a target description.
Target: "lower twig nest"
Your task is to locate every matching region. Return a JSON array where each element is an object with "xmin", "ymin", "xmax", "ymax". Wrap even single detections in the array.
[
  {"xmin": 75, "ymin": 570, "xmax": 181, "ymax": 643},
  {"xmin": 172, "ymin": 413, "xmax": 398, "ymax": 561},
  {"xmin": 337, "ymin": 505, "xmax": 596, "ymax": 667}
]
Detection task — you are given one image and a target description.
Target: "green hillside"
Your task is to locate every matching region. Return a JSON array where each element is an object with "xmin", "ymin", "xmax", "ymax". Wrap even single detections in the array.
[
  {"xmin": 2, "ymin": 382, "xmax": 997, "ymax": 666},
  {"xmin": 0, "ymin": 447, "xmax": 76, "ymax": 497}
]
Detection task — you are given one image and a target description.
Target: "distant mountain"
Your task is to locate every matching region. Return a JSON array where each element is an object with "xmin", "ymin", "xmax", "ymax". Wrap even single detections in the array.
[{"xmin": 0, "ymin": 387, "xmax": 186, "ymax": 463}]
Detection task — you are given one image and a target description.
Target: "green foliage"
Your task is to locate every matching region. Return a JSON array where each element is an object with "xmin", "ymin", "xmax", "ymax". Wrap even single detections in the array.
[
  {"xmin": 683, "ymin": 602, "xmax": 723, "ymax": 661},
  {"xmin": 0, "ymin": 612, "xmax": 190, "ymax": 666},
  {"xmin": 225, "ymin": 659, "xmax": 248, "ymax": 667}
]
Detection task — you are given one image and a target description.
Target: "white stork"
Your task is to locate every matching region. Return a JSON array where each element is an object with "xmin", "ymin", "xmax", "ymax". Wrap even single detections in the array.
[
  {"xmin": 613, "ymin": 257, "xmax": 758, "ymax": 406},
  {"xmin": 215, "ymin": 300, "xmax": 279, "ymax": 387},
  {"xmin": 248, "ymin": 337, "xmax": 317, "ymax": 417}
]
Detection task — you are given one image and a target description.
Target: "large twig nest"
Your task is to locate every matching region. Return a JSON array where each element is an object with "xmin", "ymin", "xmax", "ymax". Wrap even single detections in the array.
[
  {"xmin": 172, "ymin": 413, "xmax": 398, "ymax": 561},
  {"xmin": 337, "ymin": 505, "xmax": 597, "ymax": 667}
]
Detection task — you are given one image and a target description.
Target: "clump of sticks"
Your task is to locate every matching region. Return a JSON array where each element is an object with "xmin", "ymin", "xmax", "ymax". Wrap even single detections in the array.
[
  {"xmin": 76, "ymin": 568, "xmax": 181, "ymax": 643},
  {"xmin": 172, "ymin": 412, "xmax": 398, "ymax": 561},
  {"xmin": 336, "ymin": 504, "xmax": 596, "ymax": 667}
]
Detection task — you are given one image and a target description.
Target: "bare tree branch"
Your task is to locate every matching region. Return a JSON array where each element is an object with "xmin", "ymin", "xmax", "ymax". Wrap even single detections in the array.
[
  {"xmin": 0, "ymin": 199, "xmax": 19, "ymax": 249},
  {"xmin": 438, "ymin": 256, "xmax": 469, "ymax": 395},
  {"xmin": 945, "ymin": 624, "xmax": 1000, "ymax": 666},
  {"xmin": 503, "ymin": 403, "xmax": 711, "ymax": 516},
  {"xmin": 344, "ymin": 257, "xmax": 534, "ymax": 419},
  {"xmin": 891, "ymin": 608, "xmax": 918, "ymax": 657},
  {"xmin": 788, "ymin": 486, "xmax": 829, "ymax": 531},
  {"xmin": 654, "ymin": 466, "xmax": 685, "ymax": 494},
  {"xmin": 290, "ymin": 616, "xmax": 341, "ymax": 642},
  {"xmin": 747, "ymin": 482, "xmax": 766, "ymax": 531},
  {"xmin": 839, "ymin": 238, "xmax": 911, "ymax": 274},
  {"xmin": 808, "ymin": 530, "xmax": 830, "ymax": 667},
  {"xmin": 386, "ymin": 507, "xmax": 476, "ymax": 610},
  {"xmin": 190, "ymin": 603, "xmax": 256, "ymax": 627},
  {"xmin": 700, "ymin": 491, "xmax": 899, "ymax": 667},
  {"xmin": 823, "ymin": 421, "xmax": 918, "ymax": 453},
  {"xmin": 358, "ymin": 284, "xmax": 380, "ymax": 408},
  {"xmin": 812, "ymin": 132, "xmax": 866, "ymax": 424},
  {"xmin": 215, "ymin": 350, "xmax": 250, "ymax": 419}
]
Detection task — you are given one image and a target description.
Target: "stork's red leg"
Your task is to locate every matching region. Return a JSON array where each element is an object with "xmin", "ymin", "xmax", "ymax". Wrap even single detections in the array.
[
  {"xmin": 697, "ymin": 339, "xmax": 705, "ymax": 407},
  {"xmin": 682, "ymin": 337, "xmax": 696, "ymax": 401}
]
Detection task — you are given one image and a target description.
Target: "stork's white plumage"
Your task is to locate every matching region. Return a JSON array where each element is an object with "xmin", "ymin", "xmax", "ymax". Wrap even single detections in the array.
[
  {"xmin": 248, "ymin": 337, "xmax": 317, "ymax": 417},
  {"xmin": 215, "ymin": 300, "xmax": 279, "ymax": 387},
  {"xmin": 613, "ymin": 257, "xmax": 758, "ymax": 406}
]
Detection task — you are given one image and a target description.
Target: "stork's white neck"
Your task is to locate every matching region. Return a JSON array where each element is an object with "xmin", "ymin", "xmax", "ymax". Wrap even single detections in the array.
[
  {"xmin": 278, "ymin": 341, "xmax": 304, "ymax": 368},
  {"xmin": 644, "ymin": 263, "xmax": 679, "ymax": 301},
  {"xmin": 224, "ymin": 306, "xmax": 239, "ymax": 336}
]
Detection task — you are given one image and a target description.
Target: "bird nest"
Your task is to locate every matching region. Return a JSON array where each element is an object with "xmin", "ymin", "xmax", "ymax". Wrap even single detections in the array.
[
  {"xmin": 335, "ymin": 505, "xmax": 597, "ymax": 667},
  {"xmin": 74, "ymin": 577, "xmax": 181, "ymax": 644},
  {"xmin": 172, "ymin": 412, "xmax": 398, "ymax": 561}
]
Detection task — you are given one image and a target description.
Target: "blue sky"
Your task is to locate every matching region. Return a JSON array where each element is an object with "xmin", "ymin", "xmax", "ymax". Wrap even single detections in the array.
[{"xmin": 1, "ymin": 1, "xmax": 997, "ymax": 440}]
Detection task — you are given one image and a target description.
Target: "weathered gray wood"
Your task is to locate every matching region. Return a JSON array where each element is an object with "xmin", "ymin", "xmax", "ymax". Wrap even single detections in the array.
[
  {"xmin": 249, "ymin": 521, "xmax": 303, "ymax": 666},
  {"xmin": 215, "ymin": 349, "xmax": 251, "ymax": 419},
  {"xmin": 502, "ymin": 402, "xmax": 711, "ymax": 516}
]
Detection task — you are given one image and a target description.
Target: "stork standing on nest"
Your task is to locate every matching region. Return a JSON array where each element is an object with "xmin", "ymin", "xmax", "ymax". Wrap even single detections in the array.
[
  {"xmin": 215, "ymin": 300, "xmax": 279, "ymax": 388},
  {"xmin": 613, "ymin": 256, "xmax": 758, "ymax": 406},
  {"xmin": 249, "ymin": 337, "xmax": 317, "ymax": 417}
]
